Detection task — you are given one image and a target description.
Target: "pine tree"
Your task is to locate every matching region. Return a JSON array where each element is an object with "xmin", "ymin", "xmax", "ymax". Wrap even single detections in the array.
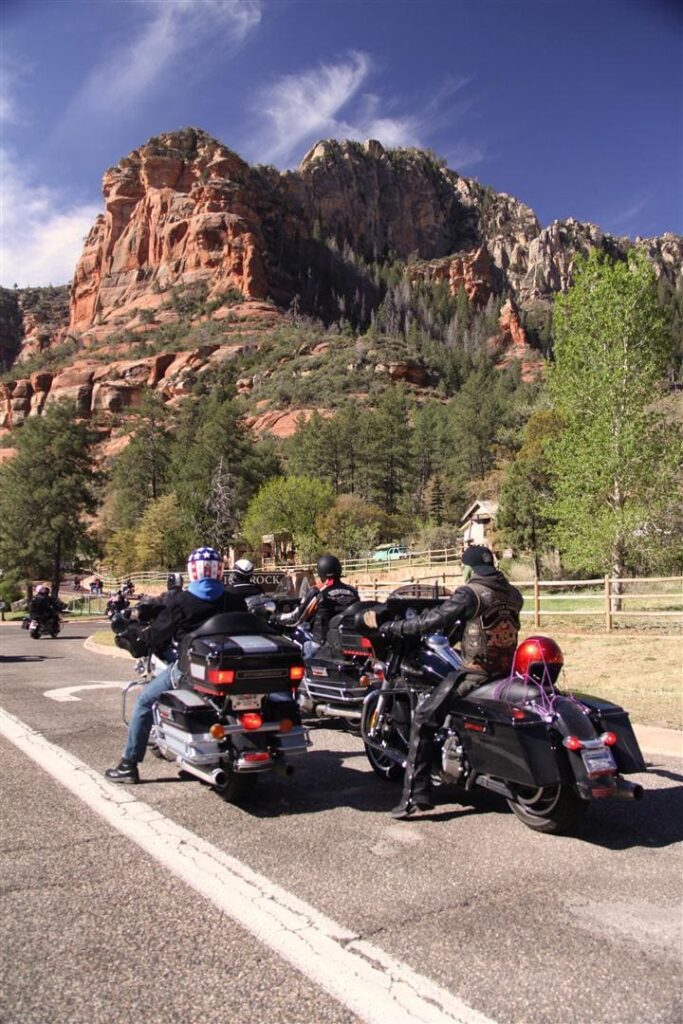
[{"xmin": 0, "ymin": 401, "xmax": 98, "ymax": 593}]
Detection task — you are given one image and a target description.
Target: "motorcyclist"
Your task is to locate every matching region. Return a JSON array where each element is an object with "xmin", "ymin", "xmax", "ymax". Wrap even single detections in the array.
[
  {"xmin": 277, "ymin": 554, "xmax": 359, "ymax": 659},
  {"xmin": 165, "ymin": 572, "xmax": 183, "ymax": 595},
  {"xmin": 104, "ymin": 546, "xmax": 247, "ymax": 784},
  {"xmin": 28, "ymin": 586, "xmax": 66, "ymax": 628},
  {"xmin": 380, "ymin": 544, "xmax": 524, "ymax": 819},
  {"xmin": 225, "ymin": 558, "xmax": 263, "ymax": 599},
  {"xmin": 106, "ymin": 589, "xmax": 130, "ymax": 618}
]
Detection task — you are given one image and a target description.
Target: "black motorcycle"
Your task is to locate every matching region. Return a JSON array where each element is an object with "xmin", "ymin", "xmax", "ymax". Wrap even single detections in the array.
[
  {"xmin": 356, "ymin": 598, "xmax": 646, "ymax": 834},
  {"xmin": 114, "ymin": 608, "xmax": 310, "ymax": 804}
]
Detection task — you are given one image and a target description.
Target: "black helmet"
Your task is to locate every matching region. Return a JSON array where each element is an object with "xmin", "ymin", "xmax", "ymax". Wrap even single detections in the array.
[
  {"xmin": 228, "ymin": 558, "xmax": 254, "ymax": 584},
  {"xmin": 317, "ymin": 553, "xmax": 342, "ymax": 581},
  {"xmin": 462, "ymin": 544, "xmax": 495, "ymax": 568},
  {"xmin": 166, "ymin": 573, "xmax": 183, "ymax": 591}
]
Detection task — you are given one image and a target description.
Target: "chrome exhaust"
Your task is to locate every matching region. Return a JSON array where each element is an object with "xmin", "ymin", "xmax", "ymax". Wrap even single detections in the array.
[
  {"xmin": 614, "ymin": 778, "xmax": 644, "ymax": 800},
  {"xmin": 177, "ymin": 759, "xmax": 228, "ymax": 789},
  {"xmin": 315, "ymin": 704, "xmax": 362, "ymax": 722}
]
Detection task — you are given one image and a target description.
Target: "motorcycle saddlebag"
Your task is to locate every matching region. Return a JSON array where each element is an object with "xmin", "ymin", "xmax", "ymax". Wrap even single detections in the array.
[
  {"xmin": 455, "ymin": 700, "xmax": 566, "ymax": 787},
  {"xmin": 155, "ymin": 689, "xmax": 218, "ymax": 732},
  {"xmin": 576, "ymin": 696, "xmax": 647, "ymax": 773},
  {"xmin": 187, "ymin": 612, "xmax": 304, "ymax": 699}
]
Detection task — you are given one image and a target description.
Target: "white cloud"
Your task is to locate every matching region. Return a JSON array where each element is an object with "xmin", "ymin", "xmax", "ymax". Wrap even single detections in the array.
[
  {"xmin": 68, "ymin": 0, "xmax": 262, "ymax": 117},
  {"xmin": 253, "ymin": 52, "xmax": 373, "ymax": 164},
  {"xmin": 247, "ymin": 55, "xmax": 481, "ymax": 169},
  {"xmin": 0, "ymin": 150, "xmax": 100, "ymax": 287}
]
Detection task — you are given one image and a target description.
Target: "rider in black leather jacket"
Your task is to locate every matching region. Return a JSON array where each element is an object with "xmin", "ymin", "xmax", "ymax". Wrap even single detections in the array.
[{"xmin": 382, "ymin": 545, "xmax": 523, "ymax": 819}]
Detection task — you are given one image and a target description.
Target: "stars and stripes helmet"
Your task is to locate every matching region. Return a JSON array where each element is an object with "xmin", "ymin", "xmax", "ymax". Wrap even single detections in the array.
[{"xmin": 187, "ymin": 547, "xmax": 223, "ymax": 582}]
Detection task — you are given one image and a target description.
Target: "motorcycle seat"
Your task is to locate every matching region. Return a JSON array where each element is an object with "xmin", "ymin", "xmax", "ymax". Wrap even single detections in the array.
[{"xmin": 463, "ymin": 677, "xmax": 546, "ymax": 704}]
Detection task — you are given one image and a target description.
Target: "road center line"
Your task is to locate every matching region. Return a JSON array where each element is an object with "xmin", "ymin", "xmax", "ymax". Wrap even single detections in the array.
[{"xmin": 0, "ymin": 706, "xmax": 495, "ymax": 1024}]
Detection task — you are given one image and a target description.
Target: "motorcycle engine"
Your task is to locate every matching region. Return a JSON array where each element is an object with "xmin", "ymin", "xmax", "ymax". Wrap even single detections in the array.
[{"xmin": 440, "ymin": 730, "xmax": 466, "ymax": 785}]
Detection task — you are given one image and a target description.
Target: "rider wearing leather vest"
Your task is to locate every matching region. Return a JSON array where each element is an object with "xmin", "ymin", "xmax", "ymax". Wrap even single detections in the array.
[{"xmin": 382, "ymin": 544, "xmax": 523, "ymax": 820}]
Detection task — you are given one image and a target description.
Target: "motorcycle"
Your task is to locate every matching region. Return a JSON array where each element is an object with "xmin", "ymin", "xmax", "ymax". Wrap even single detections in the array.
[
  {"xmin": 297, "ymin": 601, "xmax": 380, "ymax": 730},
  {"xmin": 26, "ymin": 610, "xmax": 65, "ymax": 639},
  {"xmin": 355, "ymin": 597, "xmax": 646, "ymax": 834},
  {"xmin": 115, "ymin": 608, "xmax": 310, "ymax": 804}
]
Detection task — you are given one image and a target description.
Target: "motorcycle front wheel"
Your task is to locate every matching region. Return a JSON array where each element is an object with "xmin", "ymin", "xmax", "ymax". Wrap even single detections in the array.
[
  {"xmin": 29, "ymin": 628, "xmax": 40, "ymax": 639},
  {"xmin": 361, "ymin": 691, "xmax": 405, "ymax": 782},
  {"xmin": 506, "ymin": 783, "xmax": 588, "ymax": 835}
]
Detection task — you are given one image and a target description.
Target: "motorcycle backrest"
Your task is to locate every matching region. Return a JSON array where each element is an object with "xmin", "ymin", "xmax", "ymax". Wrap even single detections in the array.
[{"xmin": 189, "ymin": 611, "xmax": 277, "ymax": 638}]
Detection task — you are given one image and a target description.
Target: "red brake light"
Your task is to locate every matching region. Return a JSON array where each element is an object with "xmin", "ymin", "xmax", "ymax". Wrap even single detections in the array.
[
  {"xmin": 206, "ymin": 668, "xmax": 235, "ymax": 685},
  {"xmin": 511, "ymin": 708, "xmax": 526, "ymax": 721},
  {"xmin": 359, "ymin": 636, "xmax": 373, "ymax": 650},
  {"xmin": 564, "ymin": 735, "xmax": 583, "ymax": 751},
  {"xmin": 240, "ymin": 712, "xmax": 263, "ymax": 730},
  {"xmin": 289, "ymin": 665, "xmax": 305, "ymax": 682},
  {"xmin": 601, "ymin": 731, "xmax": 617, "ymax": 746},
  {"xmin": 243, "ymin": 752, "xmax": 270, "ymax": 763}
]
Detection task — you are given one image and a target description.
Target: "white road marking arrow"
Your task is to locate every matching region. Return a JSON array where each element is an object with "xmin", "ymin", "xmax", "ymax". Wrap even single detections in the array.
[{"xmin": 43, "ymin": 681, "xmax": 130, "ymax": 703}]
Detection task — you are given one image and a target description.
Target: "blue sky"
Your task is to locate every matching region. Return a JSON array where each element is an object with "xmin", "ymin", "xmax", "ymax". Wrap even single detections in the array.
[{"xmin": 1, "ymin": 0, "xmax": 681, "ymax": 287}]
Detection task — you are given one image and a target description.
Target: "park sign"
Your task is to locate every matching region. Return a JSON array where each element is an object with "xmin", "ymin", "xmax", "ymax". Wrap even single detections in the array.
[{"xmin": 252, "ymin": 571, "xmax": 290, "ymax": 593}]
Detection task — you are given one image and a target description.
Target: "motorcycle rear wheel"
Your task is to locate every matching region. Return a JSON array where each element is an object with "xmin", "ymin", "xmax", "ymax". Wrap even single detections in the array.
[
  {"xmin": 507, "ymin": 783, "xmax": 588, "ymax": 834},
  {"xmin": 216, "ymin": 767, "xmax": 257, "ymax": 805}
]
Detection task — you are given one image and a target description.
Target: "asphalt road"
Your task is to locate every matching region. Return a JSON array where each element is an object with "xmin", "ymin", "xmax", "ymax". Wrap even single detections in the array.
[{"xmin": 1, "ymin": 621, "xmax": 681, "ymax": 1024}]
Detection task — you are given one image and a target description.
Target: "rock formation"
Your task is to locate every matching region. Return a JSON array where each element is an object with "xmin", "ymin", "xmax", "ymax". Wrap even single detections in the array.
[{"xmin": 1, "ymin": 128, "xmax": 681, "ymax": 444}]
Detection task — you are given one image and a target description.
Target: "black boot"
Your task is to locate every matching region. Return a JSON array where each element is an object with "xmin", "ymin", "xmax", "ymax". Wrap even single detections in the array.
[
  {"xmin": 104, "ymin": 759, "xmax": 139, "ymax": 784},
  {"xmin": 391, "ymin": 727, "xmax": 435, "ymax": 819}
]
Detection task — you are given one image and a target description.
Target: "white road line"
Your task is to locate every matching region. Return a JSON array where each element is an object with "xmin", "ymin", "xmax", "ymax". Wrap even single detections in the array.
[
  {"xmin": 44, "ymin": 681, "xmax": 128, "ymax": 702},
  {"xmin": 0, "ymin": 706, "xmax": 495, "ymax": 1024}
]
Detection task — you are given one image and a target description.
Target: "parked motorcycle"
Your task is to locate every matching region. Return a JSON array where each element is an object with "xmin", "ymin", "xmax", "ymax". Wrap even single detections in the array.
[
  {"xmin": 115, "ymin": 609, "xmax": 310, "ymax": 803},
  {"xmin": 356, "ymin": 597, "xmax": 646, "ymax": 834}
]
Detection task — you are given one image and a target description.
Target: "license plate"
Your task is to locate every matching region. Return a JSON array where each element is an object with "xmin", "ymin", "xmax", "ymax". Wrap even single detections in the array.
[
  {"xmin": 581, "ymin": 747, "xmax": 616, "ymax": 776},
  {"xmin": 231, "ymin": 694, "xmax": 262, "ymax": 711}
]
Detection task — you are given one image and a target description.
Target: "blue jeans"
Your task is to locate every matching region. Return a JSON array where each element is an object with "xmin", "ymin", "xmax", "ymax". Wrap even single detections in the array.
[{"xmin": 123, "ymin": 662, "xmax": 180, "ymax": 763}]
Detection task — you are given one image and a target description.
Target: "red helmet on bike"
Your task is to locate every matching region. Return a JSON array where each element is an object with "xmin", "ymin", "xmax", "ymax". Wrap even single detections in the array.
[{"xmin": 513, "ymin": 636, "xmax": 564, "ymax": 686}]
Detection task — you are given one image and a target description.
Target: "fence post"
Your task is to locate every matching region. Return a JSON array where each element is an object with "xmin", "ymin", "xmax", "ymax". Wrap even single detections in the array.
[
  {"xmin": 604, "ymin": 575, "xmax": 612, "ymax": 632},
  {"xmin": 533, "ymin": 578, "xmax": 540, "ymax": 628},
  {"xmin": 373, "ymin": 579, "xmax": 378, "ymax": 601}
]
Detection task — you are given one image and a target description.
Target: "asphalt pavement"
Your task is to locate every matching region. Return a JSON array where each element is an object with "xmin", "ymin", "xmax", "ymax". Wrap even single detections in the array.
[{"xmin": 1, "ymin": 621, "xmax": 682, "ymax": 1024}]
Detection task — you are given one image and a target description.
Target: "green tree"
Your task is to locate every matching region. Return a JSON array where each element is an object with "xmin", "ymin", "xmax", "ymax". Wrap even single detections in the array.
[
  {"xmin": 318, "ymin": 494, "xmax": 389, "ymax": 558},
  {"xmin": 170, "ymin": 395, "xmax": 280, "ymax": 546},
  {"xmin": 103, "ymin": 528, "xmax": 139, "ymax": 576},
  {"xmin": 497, "ymin": 410, "xmax": 559, "ymax": 577},
  {"xmin": 134, "ymin": 494, "xmax": 192, "ymax": 570},
  {"xmin": 107, "ymin": 392, "xmax": 172, "ymax": 528},
  {"xmin": 0, "ymin": 401, "xmax": 98, "ymax": 594},
  {"xmin": 547, "ymin": 250, "xmax": 681, "ymax": 583},
  {"xmin": 241, "ymin": 476, "xmax": 335, "ymax": 560}
]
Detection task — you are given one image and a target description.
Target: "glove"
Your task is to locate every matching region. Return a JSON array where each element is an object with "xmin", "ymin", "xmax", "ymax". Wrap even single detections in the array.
[{"xmin": 380, "ymin": 620, "xmax": 403, "ymax": 639}]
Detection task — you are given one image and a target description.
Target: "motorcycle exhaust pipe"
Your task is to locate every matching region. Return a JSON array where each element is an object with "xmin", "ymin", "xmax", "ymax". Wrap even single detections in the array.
[
  {"xmin": 613, "ymin": 778, "xmax": 644, "ymax": 801},
  {"xmin": 177, "ymin": 759, "xmax": 228, "ymax": 790},
  {"xmin": 315, "ymin": 704, "xmax": 362, "ymax": 722}
]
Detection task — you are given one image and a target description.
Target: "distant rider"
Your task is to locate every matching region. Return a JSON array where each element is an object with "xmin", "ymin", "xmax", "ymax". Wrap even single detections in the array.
[
  {"xmin": 104, "ymin": 546, "xmax": 246, "ymax": 785},
  {"xmin": 225, "ymin": 558, "xmax": 264, "ymax": 599},
  {"xmin": 29, "ymin": 586, "xmax": 66, "ymax": 628},
  {"xmin": 278, "ymin": 554, "xmax": 359, "ymax": 659},
  {"xmin": 380, "ymin": 544, "xmax": 524, "ymax": 819}
]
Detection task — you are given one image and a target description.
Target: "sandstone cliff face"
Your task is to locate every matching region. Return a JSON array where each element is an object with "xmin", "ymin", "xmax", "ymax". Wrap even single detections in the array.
[
  {"xmin": 70, "ymin": 129, "xmax": 270, "ymax": 332},
  {"xmin": 2, "ymin": 129, "xmax": 681, "ymax": 445}
]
